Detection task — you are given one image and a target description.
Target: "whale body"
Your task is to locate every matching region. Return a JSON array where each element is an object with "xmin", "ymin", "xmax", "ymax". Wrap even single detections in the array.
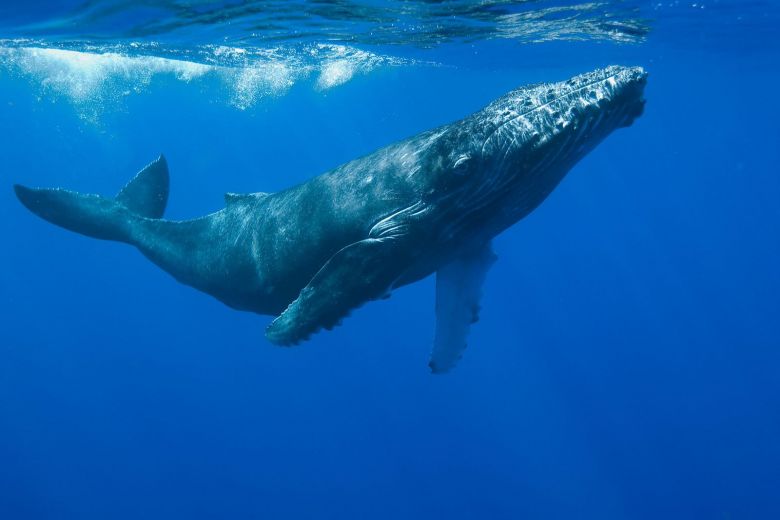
[{"xmin": 15, "ymin": 65, "xmax": 647, "ymax": 372}]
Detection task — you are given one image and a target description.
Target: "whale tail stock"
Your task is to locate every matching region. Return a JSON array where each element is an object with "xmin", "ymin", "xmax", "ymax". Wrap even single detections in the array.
[{"xmin": 13, "ymin": 155, "xmax": 169, "ymax": 243}]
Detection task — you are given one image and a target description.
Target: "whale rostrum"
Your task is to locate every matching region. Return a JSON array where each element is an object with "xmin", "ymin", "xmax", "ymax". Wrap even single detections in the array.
[{"xmin": 14, "ymin": 65, "xmax": 647, "ymax": 372}]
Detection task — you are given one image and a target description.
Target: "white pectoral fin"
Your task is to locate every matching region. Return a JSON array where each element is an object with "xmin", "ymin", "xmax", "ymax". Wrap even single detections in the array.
[{"xmin": 429, "ymin": 242, "xmax": 497, "ymax": 374}]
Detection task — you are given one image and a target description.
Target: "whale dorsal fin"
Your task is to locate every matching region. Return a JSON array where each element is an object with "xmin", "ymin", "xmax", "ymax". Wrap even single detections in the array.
[
  {"xmin": 224, "ymin": 192, "xmax": 270, "ymax": 205},
  {"xmin": 429, "ymin": 242, "xmax": 496, "ymax": 374}
]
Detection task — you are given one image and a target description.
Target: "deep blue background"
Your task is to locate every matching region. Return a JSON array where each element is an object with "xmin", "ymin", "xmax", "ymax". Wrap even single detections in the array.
[{"xmin": 2, "ymin": 13, "xmax": 780, "ymax": 520}]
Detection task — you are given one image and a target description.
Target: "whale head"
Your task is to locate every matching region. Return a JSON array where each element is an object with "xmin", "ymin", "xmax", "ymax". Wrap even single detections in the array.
[
  {"xmin": 430, "ymin": 65, "xmax": 647, "ymax": 233},
  {"xmin": 481, "ymin": 64, "xmax": 647, "ymax": 164}
]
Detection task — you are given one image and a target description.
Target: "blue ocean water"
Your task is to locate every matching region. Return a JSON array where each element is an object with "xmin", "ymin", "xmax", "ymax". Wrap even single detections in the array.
[{"xmin": 1, "ymin": 1, "xmax": 779, "ymax": 518}]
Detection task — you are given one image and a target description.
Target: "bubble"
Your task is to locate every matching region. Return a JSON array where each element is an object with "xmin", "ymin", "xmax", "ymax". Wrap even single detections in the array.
[{"xmin": 0, "ymin": 41, "xmax": 413, "ymax": 120}]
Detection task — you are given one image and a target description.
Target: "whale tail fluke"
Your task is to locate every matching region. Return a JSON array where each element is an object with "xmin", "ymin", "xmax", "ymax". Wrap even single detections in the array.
[
  {"xmin": 116, "ymin": 155, "xmax": 169, "ymax": 219},
  {"xmin": 13, "ymin": 155, "xmax": 169, "ymax": 243}
]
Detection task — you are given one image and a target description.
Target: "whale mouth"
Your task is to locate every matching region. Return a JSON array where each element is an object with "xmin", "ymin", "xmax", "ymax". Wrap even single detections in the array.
[{"xmin": 608, "ymin": 66, "xmax": 648, "ymax": 127}]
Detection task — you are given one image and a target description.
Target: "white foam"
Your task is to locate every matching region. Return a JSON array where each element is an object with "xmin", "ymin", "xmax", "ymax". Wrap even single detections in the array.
[
  {"xmin": 0, "ymin": 46, "xmax": 212, "ymax": 120},
  {"xmin": 0, "ymin": 43, "xmax": 411, "ymax": 120},
  {"xmin": 226, "ymin": 61, "xmax": 296, "ymax": 110},
  {"xmin": 314, "ymin": 45, "xmax": 396, "ymax": 90},
  {"xmin": 317, "ymin": 59, "xmax": 357, "ymax": 89}
]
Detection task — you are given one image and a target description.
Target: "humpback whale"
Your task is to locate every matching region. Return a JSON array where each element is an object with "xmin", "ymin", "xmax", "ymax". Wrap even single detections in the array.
[{"xmin": 14, "ymin": 65, "xmax": 647, "ymax": 372}]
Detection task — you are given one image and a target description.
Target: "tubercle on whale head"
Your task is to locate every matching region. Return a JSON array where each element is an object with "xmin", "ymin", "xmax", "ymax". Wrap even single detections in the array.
[{"xmin": 475, "ymin": 65, "xmax": 648, "ymax": 167}]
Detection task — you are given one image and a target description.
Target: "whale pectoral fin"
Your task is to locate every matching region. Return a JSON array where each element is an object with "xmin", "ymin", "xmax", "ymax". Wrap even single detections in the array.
[
  {"xmin": 266, "ymin": 238, "xmax": 410, "ymax": 346},
  {"xmin": 429, "ymin": 242, "xmax": 496, "ymax": 374}
]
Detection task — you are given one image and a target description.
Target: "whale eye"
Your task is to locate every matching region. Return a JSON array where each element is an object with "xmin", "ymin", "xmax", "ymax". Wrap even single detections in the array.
[{"xmin": 453, "ymin": 154, "xmax": 471, "ymax": 173}]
